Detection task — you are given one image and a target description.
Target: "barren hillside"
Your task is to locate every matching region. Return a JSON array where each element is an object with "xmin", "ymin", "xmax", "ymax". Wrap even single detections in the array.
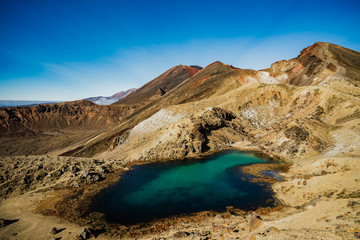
[
  {"xmin": 0, "ymin": 42, "xmax": 360, "ymax": 240},
  {"xmin": 0, "ymin": 65, "xmax": 200, "ymax": 156}
]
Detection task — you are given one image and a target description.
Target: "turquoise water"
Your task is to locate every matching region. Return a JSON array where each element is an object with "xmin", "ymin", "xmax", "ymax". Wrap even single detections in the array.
[{"xmin": 93, "ymin": 150, "xmax": 273, "ymax": 225}]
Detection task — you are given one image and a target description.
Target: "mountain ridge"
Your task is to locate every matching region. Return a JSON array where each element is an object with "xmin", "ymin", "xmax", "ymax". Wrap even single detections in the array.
[
  {"xmin": 113, "ymin": 64, "xmax": 202, "ymax": 106},
  {"xmin": 64, "ymin": 42, "xmax": 360, "ymax": 158},
  {"xmin": 1, "ymin": 42, "xmax": 359, "ymax": 158},
  {"xmin": 0, "ymin": 100, "xmax": 59, "ymax": 107},
  {"xmin": 84, "ymin": 88, "xmax": 137, "ymax": 105},
  {"xmin": 1, "ymin": 42, "xmax": 360, "ymax": 240}
]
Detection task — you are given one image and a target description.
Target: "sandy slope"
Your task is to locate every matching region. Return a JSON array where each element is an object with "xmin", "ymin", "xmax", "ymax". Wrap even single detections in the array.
[{"xmin": 0, "ymin": 192, "xmax": 88, "ymax": 240}]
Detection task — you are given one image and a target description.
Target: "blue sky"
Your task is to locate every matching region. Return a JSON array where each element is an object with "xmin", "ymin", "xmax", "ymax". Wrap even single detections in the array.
[{"xmin": 1, "ymin": 0, "xmax": 360, "ymax": 101}]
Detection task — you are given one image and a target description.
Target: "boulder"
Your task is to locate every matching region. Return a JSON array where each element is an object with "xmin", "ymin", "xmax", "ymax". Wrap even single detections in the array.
[
  {"xmin": 0, "ymin": 219, "xmax": 5, "ymax": 228},
  {"xmin": 81, "ymin": 170, "xmax": 89, "ymax": 178},
  {"xmin": 173, "ymin": 231, "xmax": 190, "ymax": 238},
  {"xmin": 348, "ymin": 201, "xmax": 360, "ymax": 207},
  {"xmin": 79, "ymin": 227, "xmax": 92, "ymax": 239},
  {"xmin": 248, "ymin": 212, "xmax": 263, "ymax": 231},
  {"xmin": 226, "ymin": 206, "xmax": 245, "ymax": 216},
  {"xmin": 35, "ymin": 171, "xmax": 47, "ymax": 181},
  {"xmin": 92, "ymin": 174, "xmax": 100, "ymax": 182},
  {"xmin": 21, "ymin": 175, "xmax": 33, "ymax": 185},
  {"xmin": 285, "ymin": 126, "xmax": 309, "ymax": 141},
  {"xmin": 50, "ymin": 227, "xmax": 57, "ymax": 235},
  {"xmin": 69, "ymin": 165, "xmax": 79, "ymax": 173}
]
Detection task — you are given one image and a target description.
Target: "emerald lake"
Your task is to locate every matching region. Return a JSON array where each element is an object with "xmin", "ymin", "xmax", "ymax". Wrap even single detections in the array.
[{"xmin": 93, "ymin": 150, "xmax": 274, "ymax": 225}]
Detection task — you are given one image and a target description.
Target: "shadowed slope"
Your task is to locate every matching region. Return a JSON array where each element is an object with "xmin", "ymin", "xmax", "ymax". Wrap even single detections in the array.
[
  {"xmin": 0, "ymin": 100, "xmax": 125, "ymax": 135},
  {"xmin": 113, "ymin": 65, "xmax": 202, "ymax": 106},
  {"xmin": 270, "ymin": 42, "xmax": 360, "ymax": 86}
]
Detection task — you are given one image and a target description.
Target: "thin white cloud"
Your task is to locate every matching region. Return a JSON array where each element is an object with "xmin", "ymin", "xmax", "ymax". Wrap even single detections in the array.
[{"xmin": 1, "ymin": 32, "xmax": 357, "ymax": 101}]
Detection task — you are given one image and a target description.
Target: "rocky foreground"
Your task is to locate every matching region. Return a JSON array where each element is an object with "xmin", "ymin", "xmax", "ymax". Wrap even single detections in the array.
[
  {"xmin": 0, "ymin": 150, "xmax": 359, "ymax": 239},
  {"xmin": 0, "ymin": 42, "xmax": 360, "ymax": 239}
]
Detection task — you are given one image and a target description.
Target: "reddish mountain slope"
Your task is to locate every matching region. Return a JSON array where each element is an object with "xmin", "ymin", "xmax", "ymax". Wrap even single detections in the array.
[
  {"xmin": 65, "ymin": 42, "xmax": 360, "ymax": 158},
  {"xmin": 1, "ymin": 42, "xmax": 359, "ymax": 157},
  {"xmin": 113, "ymin": 65, "xmax": 202, "ymax": 106},
  {"xmin": 269, "ymin": 42, "xmax": 360, "ymax": 86}
]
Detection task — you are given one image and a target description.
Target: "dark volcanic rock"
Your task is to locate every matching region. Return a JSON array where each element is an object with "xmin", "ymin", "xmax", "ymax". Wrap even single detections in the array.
[
  {"xmin": 50, "ymin": 227, "xmax": 57, "ymax": 235},
  {"xmin": 173, "ymin": 231, "xmax": 191, "ymax": 238},
  {"xmin": 285, "ymin": 126, "xmax": 309, "ymax": 141},
  {"xmin": 79, "ymin": 227, "xmax": 92, "ymax": 239}
]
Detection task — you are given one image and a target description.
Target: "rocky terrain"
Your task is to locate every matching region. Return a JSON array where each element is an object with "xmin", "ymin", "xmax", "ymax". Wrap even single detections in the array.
[
  {"xmin": 0, "ymin": 100, "xmax": 123, "ymax": 134},
  {"xmin": 0, "ymin": 42, "xmax": 359, "ymax": 239},
  {"xmin": 0, "ymin": 65, "xmax": 200, "ymax": 157},
  {"xmin": 0, "ymin": 100, "xmax": 133, "ymax": 156}
]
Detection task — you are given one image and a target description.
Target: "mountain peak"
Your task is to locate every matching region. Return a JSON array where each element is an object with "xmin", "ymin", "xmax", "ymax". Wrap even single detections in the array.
[
  {"xmin": 298, "ymin": 42, "xmax": 331, "ymax": 58},
  {"xmin": 189, "ymin": 65, "xmax": 203, "ymax": 71},
  {"xmin": 111, "ymin": 88, "xmax": 137, "ymax": 99},
  {"xmin": 113, "ymin": 64, "xmax": 201, "ymax": 106},
  {"xmin": 268, "ymin": 42, "xmax": 360, "ymax": 86},
  {"xmin": 85, "ymin": 88, "xmax": 137, "ymax": 105}
]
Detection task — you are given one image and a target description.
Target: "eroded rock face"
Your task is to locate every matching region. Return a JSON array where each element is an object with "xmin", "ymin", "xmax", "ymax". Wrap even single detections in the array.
[
  {"xmin": 0, "ymin": 100, "xmax": 124, "ymax": 135},
  {"xmin": 132, "ymin": 107, "xmax": 245, "ymax": 161},
  {"xmin": 285, "ymin": 126, "xmax": 309, "ymax": 141},
  {"xmin": 107, "ymin": 74, "xmax": 360, "ymax": 166}
]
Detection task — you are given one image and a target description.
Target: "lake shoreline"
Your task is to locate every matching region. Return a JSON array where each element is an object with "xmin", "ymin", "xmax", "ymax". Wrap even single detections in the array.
[{"xmin": 32, "ymin": 149, "xmax": 287, "ymax": 238}]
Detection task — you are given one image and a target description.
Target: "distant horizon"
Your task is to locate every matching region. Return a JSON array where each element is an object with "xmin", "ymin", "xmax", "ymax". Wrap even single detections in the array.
[
  {"xmin": 0, "ymin": 86, "xmax": 138, "ymax": 102},
  {"xmin": 1, "ymin": 0, "xmax": 360, "ymax": 101}
]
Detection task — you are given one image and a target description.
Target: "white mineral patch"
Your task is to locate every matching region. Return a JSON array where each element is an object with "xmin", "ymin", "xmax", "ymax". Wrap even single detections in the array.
[
  {"xmin": 257, "ymin": 71, "xmax": 279, "ymax": 84},
  {"xmin": 241, "ymin": 107, "xmax": 259, "ymax": 122},
  {"xmin": 241, "ymin": 106, "xmax": 275, "ymax": 128},
  {"xmin": 275, "ymin": 73, "xmax": 288, "ymax": 82},
  {"xmin": 244, "ymin": 71, "xmax": 284, "ymax": 84},
  {"xmin": 268, "ymin": 98, "xmax": 280, "ymax": 108},
  {"xmin": 323, "ymin": 130, "xmax": 360, "ymax": 157},
  {"xmin": 130, "ymin": 109, "xmax": 184, "ymax": 138}
]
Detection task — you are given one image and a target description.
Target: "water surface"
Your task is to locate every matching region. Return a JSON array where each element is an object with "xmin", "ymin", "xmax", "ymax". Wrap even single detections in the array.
[{"xmin": 93, "ymin": 150, "xmax": 274, "ymax": 225}]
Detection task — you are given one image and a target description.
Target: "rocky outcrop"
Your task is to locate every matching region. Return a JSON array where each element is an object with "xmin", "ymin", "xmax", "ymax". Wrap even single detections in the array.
[
  {"xmin": 0, "ymin": 155, "xmax": 125, "ymax": 198},
  {"xmin": 125, "ymin": 107, "xmax": 246, "ymax": 161},
  {"xmin": 269, "ymin": 42, "xmax": 360, "ymax": 87},
  {"xmin": 284, "ymin": 126, "xmax": 309, "ymax": 141}
]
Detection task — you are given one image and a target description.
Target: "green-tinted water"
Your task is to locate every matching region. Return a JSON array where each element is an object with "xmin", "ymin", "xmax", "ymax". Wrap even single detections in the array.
[{"xmin": 94, "ymin": 150, "xmax": 273, "ymax": 225}]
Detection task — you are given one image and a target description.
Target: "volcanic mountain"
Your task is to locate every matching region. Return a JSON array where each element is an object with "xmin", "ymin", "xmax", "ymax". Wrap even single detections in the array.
[
  {"xmin": 0, "ymin": 64, "xmax": 201, "ymax": 156},
  {"xmin": 0, "ymin": 42, "xmax": 360, "ymax": 239},
  {"xmin": 113, "ymin": 64, "xmax": 202, "ymax": 106},
  {"xmin": 37, "ymin": 42, "xmax": 356, "ymax": 160},
  {"xmin": 84, "ymin": 88, "xmax": 137, "ymax": 105}
]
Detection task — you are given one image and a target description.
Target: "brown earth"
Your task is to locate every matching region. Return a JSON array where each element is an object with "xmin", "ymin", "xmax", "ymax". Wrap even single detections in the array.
[
  {"xmin": 113, "ymin": 65, "xmax": 201, "ymax": 106},
  {"xmin": 0, "ymin": 65, "xmax": 200, "ymax": 157},
  {"xmin": 0, "ymin": 42, "xmax": 360, "ymax": 239},
  {"xmin": 0, "ymin": 100, "xmax": 138, "ymax": 156}
]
